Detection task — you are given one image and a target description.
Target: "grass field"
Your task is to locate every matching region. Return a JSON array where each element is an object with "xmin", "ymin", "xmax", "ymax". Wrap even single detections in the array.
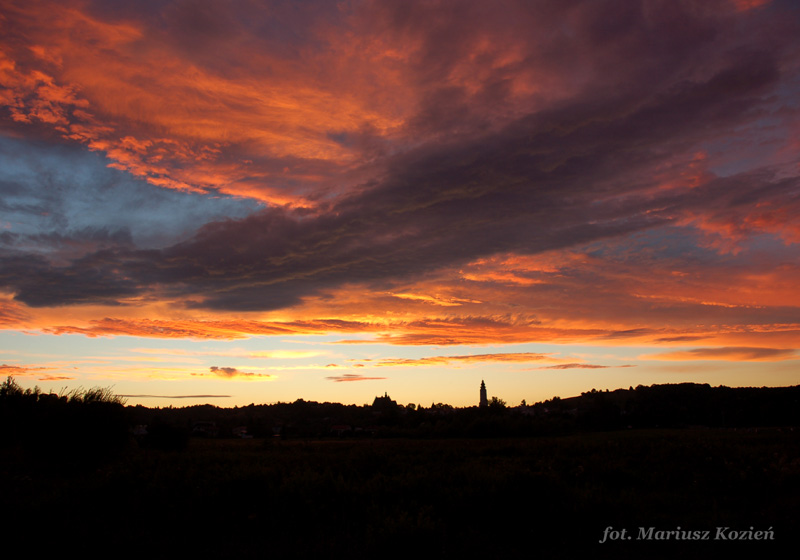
[{"xmin": 2, "ymin": 428, "xmax": 798, "ymax": 558}]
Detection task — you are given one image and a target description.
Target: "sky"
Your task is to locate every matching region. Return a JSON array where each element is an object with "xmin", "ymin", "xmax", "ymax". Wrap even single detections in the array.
[{"xmin": 1, "ymin": 0, "xmax": 799, "ymax": 408}]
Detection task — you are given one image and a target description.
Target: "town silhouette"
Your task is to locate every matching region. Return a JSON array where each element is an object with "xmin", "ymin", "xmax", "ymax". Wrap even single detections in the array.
[{"xmin": 2, "ymin": 376, "xmax": 797, "ymax": 557}]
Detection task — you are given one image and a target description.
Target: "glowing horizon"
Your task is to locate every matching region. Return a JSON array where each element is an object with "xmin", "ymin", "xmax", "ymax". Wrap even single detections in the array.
[{"xmin": 1, "ymin": 0, "xmax": 799, "ymax": 407}]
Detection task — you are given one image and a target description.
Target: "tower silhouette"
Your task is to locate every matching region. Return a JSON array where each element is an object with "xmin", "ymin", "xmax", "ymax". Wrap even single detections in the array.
[{"xmin": 479, "ymin": 380, "xmax": 488, "ymax": 408}]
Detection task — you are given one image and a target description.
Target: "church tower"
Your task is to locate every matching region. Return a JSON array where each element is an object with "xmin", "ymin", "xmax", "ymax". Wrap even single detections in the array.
[{"xmin": 479, "ymin": 380, "xmax": 488, "ymax": 408}]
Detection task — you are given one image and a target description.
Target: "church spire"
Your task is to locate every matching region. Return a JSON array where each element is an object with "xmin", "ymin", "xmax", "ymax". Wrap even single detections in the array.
[{"xmin": 479, "ymin": 380, "xmax": 488, "ymax": 408}]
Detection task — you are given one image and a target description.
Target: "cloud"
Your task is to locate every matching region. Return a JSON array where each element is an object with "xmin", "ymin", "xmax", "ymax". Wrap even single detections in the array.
[
  {"xmin": 6, "ymin": 110, "xmax": 795, "ymax": 313},
  {"xmin": 0, "ymin": 295, "xmax": 30, "ymax": 327},
  {"xmin": 646, "ymin": 347, "xmax": 798, "ymax": 362},
  {"xmin": 0, "ymin": 0, "xmax": 797, "ymax": 315},
  {"xmin": 656, "ymin": 336, "xmax": 709, "ymax": 343},
  {"xmin": 325, "ymin": 374, "xmax": 388, "ymax": 383},
  {"xmin": 388, "ymin": 292, "xmax": 481, "ymax": 307},
  {"xmin": 0, "ymin": 363, "xmax": 54, "ymax": 376},
  {"xmin": 42, "ymin": 318, "xmax": 302, "ymax": 339},
  {"xmin": 534, "ymin": 363, "xmax": 637, "ymax": 370},
  {"xmin": 37, "ymin": 313, "xmax": 800, "ymax": 351},
  {"xmin": 205, "ymin": 366, "xmax": 276, "ymax": 379},
  {"xmin": 0, "ymin": 135, "xmax": 260, "ymax": 251},
  {"xmin": 366, "ymin": 352, "xmax": 561, "ymax": 367},
  {"xmin": 1, "ymin": 0, "xmax": 799, "ymax": 357},
  {"xmin": 0, "ymin": 0, "xmax": 397, "ymax": 203}
]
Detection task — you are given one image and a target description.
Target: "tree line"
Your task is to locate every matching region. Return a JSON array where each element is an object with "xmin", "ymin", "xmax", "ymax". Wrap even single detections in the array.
[{"xmin": 3, "ymin": 378, "xmax": 799, "ymax": 455}]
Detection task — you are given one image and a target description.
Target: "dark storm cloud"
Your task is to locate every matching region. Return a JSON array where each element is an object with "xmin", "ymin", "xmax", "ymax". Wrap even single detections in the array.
[
  {"xmin": 0, "ymin": 250, "xmax": 140, "ymax": 307},
  {"xmin": 1, "ymin": 0, "xmax": 798, "ymax": 311},
  {"xmin": 1, "ymin": 228, "xmax": 135, "ymax": 260},
  {"xmin": 4, "ymin": 168, "xmax": 797, "ymax": 312}
]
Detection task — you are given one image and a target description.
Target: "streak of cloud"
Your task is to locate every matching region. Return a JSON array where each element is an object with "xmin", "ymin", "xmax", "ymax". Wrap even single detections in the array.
[
  {"xmin": 646, "ymin": 347, "xmax": 798, "ymax": 362},
  {"xmin": 325, "ymin": 374, "xmax": 388, "ymax": 383},
  {"xmin": 0, "ymin": 363, "xmax": 54, "ymax": 376},
  {"xmin": 366, "ymin": 352, "xmax": 562, "ymax": 367},
  {"xmin": 203, "ymin": 366, "xmax": 276, "ymax": 379},
  {"xmin": 534, "ymin": 364, "xmax": 637, "ymax": 370}
]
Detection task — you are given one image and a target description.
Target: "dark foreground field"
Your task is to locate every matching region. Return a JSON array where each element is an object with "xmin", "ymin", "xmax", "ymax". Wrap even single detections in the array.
[{"xmin": 2, "ymin": 429, "xmax": 798, "ymax": 559}]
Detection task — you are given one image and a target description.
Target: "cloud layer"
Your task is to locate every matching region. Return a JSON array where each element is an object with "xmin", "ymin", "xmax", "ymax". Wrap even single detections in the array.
[{"xmin": 1, "ymin": 0, "xmax": 799, "ymax": 357}]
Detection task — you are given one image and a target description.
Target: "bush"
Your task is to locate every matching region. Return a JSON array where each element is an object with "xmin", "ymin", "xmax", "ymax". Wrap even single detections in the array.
[{"xmin": 0, "ymin": 376, "xmax": 129, "ymax": 465}]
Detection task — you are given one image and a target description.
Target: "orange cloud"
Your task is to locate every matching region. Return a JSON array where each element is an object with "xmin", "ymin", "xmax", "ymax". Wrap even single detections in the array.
[
  {"xmin": 0, "ymin": 295, "xmax": 31, "ymax": 328},
  {"xmin": 42, "ymin": 318, "xmax": 295, "ymax": 339},
  {"xmin": 388, "ymin": 292, "xmax": 482, "ymax": 306},
  {"xmin": 29, "ymin": 307, "xmax": 800, "ymax": 351},
  {"xmin": 0, "ymin": 0, "xmax": 410, "ymax": 205},
  {"xmin": 646, "ymin": 347, "xmax": 798, "ymax": 362},
  {"xmin": 362, "ymin": 352, "xmax": 564, "ymax": 368},
  {"xmin": 0, "ymin": 363, "xmax": 54, "ymax": 376},
  {"xmin": 2, "ymin": 0, "xmax": 800, "ymax": 367},
  {"xmin": 0, "ymin": 363, "xmax": 65, "ymax": 381}
]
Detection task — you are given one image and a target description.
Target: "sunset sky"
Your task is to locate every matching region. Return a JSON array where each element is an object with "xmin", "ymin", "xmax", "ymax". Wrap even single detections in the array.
[{"xmin": 1, "ymin": 0, "xmax": 799, "ymax": 407}]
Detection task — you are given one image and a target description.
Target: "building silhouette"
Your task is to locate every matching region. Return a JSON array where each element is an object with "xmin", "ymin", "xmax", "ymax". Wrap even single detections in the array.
[
  {"xmin": 372, "ymin": 392, "xmax": 397, "ymax": 412},
  {"xmin": 479, "ymin": 380, "xmax": 488, "ymax": 408}
]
